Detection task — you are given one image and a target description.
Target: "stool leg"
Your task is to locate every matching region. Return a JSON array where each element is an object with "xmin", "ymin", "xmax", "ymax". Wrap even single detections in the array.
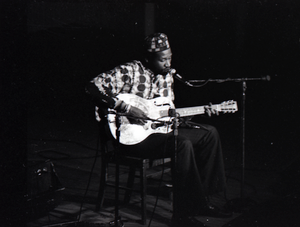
[
  {"xmin": 140, "ymin": 162, "xmax": 147, "ymax": 225},
  {"xmin": 124, "ymin": 166, "xmax": 136, "ymax": 204},
  {"xmin": 95, "ymin": 156, "xmax": 108, "ymax": 211}
]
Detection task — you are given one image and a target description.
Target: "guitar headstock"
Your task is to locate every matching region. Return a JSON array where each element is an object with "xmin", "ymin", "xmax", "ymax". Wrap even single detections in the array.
[{"xmin": 217, "ymin": 100, "xmax": 238, "ymax": 113}]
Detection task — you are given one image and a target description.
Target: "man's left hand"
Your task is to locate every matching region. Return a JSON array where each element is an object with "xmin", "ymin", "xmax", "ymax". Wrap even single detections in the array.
[{"xmin": 204, "ymin": 103, "xmax": 219, "ymax": 117}]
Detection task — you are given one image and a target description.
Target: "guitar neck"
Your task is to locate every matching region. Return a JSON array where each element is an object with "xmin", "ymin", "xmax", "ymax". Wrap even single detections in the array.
[
  {"xmin": 176, "ymin": 106, "xmax": 206, "ymax": 117},
  {"xmin": 159, "ymin": 102, "xmax": 237, "ymax": 118},
  {"xmin": 159, "ymin": 105, "xmax": 208, "ymax": 118}
]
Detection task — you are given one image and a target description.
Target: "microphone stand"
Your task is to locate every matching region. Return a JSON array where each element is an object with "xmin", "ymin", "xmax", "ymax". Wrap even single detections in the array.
[
  {"xmin": 170, "ymin": 110, "xmax": 180, "ymax": 219},
  {"xmin": 111, "ymin": 114, "xmax": 124, "ymax": 227},
  {"xmin": 177, "ymin": 75, "xmax": 271, "ymax": 212},
  {"xmin": 225, "ymin": 79, "xmax": 252, "ymax": 212}
]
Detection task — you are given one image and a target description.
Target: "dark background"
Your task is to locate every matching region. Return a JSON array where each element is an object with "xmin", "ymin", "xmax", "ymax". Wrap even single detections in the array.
[
  {"xmin": 2, "ymin": 0, "xmax": 300, "ymax": 225},
  {"xmin": 24, "ymin": 0, "xmax": 299, "ymax": 169}
]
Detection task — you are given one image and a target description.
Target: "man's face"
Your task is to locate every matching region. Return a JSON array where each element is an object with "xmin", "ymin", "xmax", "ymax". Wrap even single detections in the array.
[{"xmin": 147, "ymin": 48, "xmax": 172, "ymax": 74}]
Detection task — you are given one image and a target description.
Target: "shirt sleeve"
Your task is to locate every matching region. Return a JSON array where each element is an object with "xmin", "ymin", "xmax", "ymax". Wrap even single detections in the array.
[{"xmin": 86, "ymin": 63, "xmax": 134, "ymax": 108}]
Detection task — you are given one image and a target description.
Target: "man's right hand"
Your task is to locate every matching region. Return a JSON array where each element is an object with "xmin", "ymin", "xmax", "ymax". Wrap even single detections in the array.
[
  {"xmin": 126, "ymin": 105, "xmax": 147, "ymax": 125},
  {"xmin": 114, "ymin": 100, "xmax": 147, "ymax": 124}
]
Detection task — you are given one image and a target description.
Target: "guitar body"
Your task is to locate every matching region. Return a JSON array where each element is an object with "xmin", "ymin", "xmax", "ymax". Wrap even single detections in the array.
[
  {"xmin": 107, "ymin": 94, "xmax": 175, "ymax": 145},
  {"xmin": 107, "ymin": 93, "xmax": 238, "ymax": 145}
]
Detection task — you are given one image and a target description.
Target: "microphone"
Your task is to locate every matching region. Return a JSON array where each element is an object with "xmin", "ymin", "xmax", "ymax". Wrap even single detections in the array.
[
  {"xmin": 174, "ymin": 73, "xmax": 194, "ymax": 87},
  {"xmin": 262, "ymin": 75, "xmax": 271, "ymax": 81}
]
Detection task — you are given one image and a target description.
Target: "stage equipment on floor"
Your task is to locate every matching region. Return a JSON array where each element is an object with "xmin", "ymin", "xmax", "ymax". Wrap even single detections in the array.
[{"xmin": 26, "ymin": 161, "xmax": 65, "ymax": 220}]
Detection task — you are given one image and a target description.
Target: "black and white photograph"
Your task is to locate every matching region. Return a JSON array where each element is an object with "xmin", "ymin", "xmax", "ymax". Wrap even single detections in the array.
[{"xmin": 2, "ymin": 0, "xmax": 300, "ymax": 226}]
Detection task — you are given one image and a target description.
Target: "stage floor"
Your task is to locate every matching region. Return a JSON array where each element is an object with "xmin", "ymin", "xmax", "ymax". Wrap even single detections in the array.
[{"xmin": 26, "ymin": 109, "xmax": 300, "ymax": 227}]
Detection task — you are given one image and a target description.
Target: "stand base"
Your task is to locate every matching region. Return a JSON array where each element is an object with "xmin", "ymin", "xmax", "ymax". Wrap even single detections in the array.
[
  {"xmin": 49, "ymin": 219, "xmax": 124, "ymax": 227},
  {"xmin": 109, "ymin": 218, "xmax": 124, "ymax": 227},
  {"xmin": 225, "ymin": 197, "xmax": 257, "ymax": 213}
]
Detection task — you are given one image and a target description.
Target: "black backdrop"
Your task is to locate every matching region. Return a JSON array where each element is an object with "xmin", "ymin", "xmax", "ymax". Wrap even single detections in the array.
[{"xmin": 24, "ymin": 0, "xmax": 299, "ymax": 161}]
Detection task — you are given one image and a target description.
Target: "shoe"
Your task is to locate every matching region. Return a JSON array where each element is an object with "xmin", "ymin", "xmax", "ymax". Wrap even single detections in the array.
[
  {"xmin": 198, "ymin": 204, "xmax": 232, "ymax": 218},
  {"xmin": 170, "ymin": 216, "xmax": 205, "ymax": 227}
]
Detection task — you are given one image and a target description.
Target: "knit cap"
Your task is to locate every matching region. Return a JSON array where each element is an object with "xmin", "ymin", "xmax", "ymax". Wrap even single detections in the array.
[{"xmin": 144, "ymin": 33, "xmax": 170, "ymax": 53}]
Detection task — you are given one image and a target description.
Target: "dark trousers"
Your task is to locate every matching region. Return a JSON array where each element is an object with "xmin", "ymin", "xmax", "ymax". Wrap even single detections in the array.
[{"xmin": 119, "ymin": 124, "xmax": 226, "ymax": 217}]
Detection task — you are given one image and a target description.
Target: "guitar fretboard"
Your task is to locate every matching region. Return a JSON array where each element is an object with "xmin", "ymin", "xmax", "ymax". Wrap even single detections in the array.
[
  {"xmin": 176, "ymin": 106, "xmax": 206, "ymax": 117},
  {"xmin": 159, "ymin": 106, "xmax": 207, "ymax": 118}
]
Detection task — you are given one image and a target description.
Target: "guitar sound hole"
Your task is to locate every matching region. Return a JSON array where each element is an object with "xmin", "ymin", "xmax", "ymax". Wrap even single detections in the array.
[
  {"xmin": 151, "ymin": 122, "xmax": 165, "ymax": 129},
  {"xmin": 151, "ymin": 123, "xmax": 157, "ymax": 129}
]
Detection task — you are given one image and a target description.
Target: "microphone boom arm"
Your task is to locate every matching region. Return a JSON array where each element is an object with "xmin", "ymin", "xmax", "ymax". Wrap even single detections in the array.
[{"xmin": 188, "ymin": 75, "xmax": 271, "ymax": 84}]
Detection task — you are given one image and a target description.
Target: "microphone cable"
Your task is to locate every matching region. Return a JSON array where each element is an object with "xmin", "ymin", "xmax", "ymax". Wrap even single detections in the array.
[
  {"xmin": 147, "ymin": 119, "xmax": 173, "ymax": 227},
  {"xmin": 76, "ymin": 127, "xmax": 102, "ymax": 223}
]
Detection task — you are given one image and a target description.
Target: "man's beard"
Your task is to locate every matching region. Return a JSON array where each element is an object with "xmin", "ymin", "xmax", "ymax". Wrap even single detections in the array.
[
  {"xmin": 152, "ymin": 68, "xmax": 170, "ymax": 75},
  {"xmin": 161, "ymin": 67, "xmax": 171, "ymax": 74}
]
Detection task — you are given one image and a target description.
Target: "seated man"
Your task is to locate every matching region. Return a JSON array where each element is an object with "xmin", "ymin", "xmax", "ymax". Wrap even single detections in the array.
[{"xmin": 86, "ymin": 33, "xmax": 231, "ymax": 227}]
